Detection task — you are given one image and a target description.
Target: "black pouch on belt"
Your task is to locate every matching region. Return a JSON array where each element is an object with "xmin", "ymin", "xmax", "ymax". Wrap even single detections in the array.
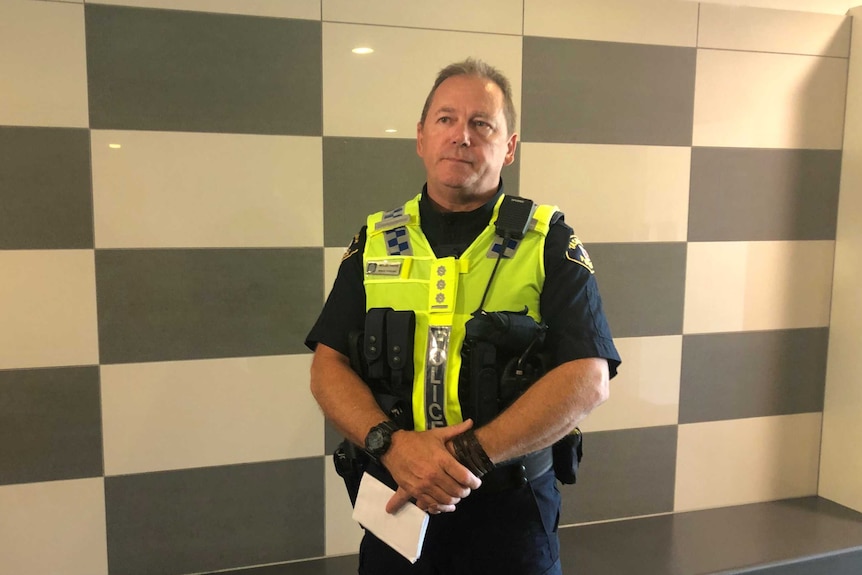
[
  {"xmin": 552, "ymin": 428, "xmax": 583, "ymax": 484},
  {"xmin": 333, "ymin": 439, "xmax": 369, "ymax": 507}
]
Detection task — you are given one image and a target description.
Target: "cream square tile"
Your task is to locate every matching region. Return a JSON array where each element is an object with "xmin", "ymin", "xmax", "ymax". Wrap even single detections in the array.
[
  {"xmin": 524, "ymin": 0, "xmax": 697, "ymax": 47},
  {"xmin": 91, "ymin": 131, "xmax": 322, "ymax": 248},
  {"xmin": 675, "ymin": 413, "xmax": 821, "ymax": 512},
  {"xmin": 0, "ymin": 1, "xmax": 88, "ymax": 127},
  {"xmin": 323, "ymin": 0, "xmax": 521, "ymax": 34},
  {"xmin": 323, "ymin": 23, "xmax": 522, "ymax": 138},
  {"xmin": 684, "ymin": 241, "xmax": 834, "ymax": 334},
  {"xmin": 699, "ymin": 4, "xmax": 851, "ymax": 57},
  {"xmin": 101, "ymin": 355, "xmax": 323, "ymax": 476},
  {"xmin": 693, "ymin": 49, "xmax": 848, "ymax": 149},
  {"xmin": 87, "ymin": 0, "xmax": 320, "ymax": 19},
  {"xmin": 679, "ymin": 0, "xmax": 860, "ymax": 15},
  {"xmin": 0, "ymin": 478, "xmax": 107, "ymax": 575},
  {"xmin": 520, "ymin": 143, "xmax": 690, "ymax": 242},
  {"xmin": 325, "ymin": 461, "xmax": 364, "ymax": 556},
  {"xmin": 581, "ymin": 336, "xmax": 681, "ymax": 432},
  {"xmin": 820, "ymin": 333, "xmax": 862, "ymax": 511},
  {"xmin": 0, "ymin": 251, "xmax": 98, "ymax": 369},
  {"xmin": 820, "ymin": 4, "xmax": 862, "ymax": 514}
]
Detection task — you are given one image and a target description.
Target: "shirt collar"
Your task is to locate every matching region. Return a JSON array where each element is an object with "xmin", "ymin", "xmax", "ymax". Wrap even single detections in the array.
[{"xmin": 418, "ymin": 180, "xmax": 505, "ymax": 222}]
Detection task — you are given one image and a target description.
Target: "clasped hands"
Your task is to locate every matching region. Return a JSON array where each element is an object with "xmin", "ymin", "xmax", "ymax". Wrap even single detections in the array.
[{"xmin": 381, "ymin": 419, "xmax": 483, "ymax": 515}]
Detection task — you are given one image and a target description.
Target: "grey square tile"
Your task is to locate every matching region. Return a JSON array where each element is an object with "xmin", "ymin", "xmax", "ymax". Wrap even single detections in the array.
[
  {"xmin": 105, "ymin": 458, "xmax": 325, "ymax": 575},
  {"xmin": 521, "ymin": 37, "xmax": 696, "ymax": 145},
  {"xmin": 322, "ymin": 137, "xmax": 520, "ymax": 247},
  {"xmin": 323, "ymin": 137, "xmax": 426, "ymax": 247},
  {"xmin": 86, "ymin": 5, "xmax": 321, "ymax": 135},
  {"xmin": 0, "ymin": 366, "xmax": 102, "ymax": 485},
  {"xmin": 679, "ymin": 328, "xmax": 828, "ymax": 424},
  {"xmin": 560, "ymin": 426, "xmax": 677, "ymax": 524},
  {"xmin": 689, "ymin": 148, "xmax": 842, "ymax": 241},
  {"xmin": 0, "ymin": 127, "xmax": 93, "ymax": 249},
  {"xmin": 96, "ymin": 248, "xmax": 322, "ymax": 364},
  {"xmin": 587, "ymin": 243, "xmax": 687, "ymax": 338}
]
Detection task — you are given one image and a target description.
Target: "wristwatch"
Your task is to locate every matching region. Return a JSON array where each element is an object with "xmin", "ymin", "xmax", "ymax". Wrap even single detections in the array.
[{"xmin": 364, "ymin": 420, "xmax": 399, "ymax": 463}]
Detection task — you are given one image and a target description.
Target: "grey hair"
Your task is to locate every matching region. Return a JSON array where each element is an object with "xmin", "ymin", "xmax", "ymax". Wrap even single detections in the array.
[{"xmin": 419, "ymin": 58, "xmax": 516, "ymax": 135}]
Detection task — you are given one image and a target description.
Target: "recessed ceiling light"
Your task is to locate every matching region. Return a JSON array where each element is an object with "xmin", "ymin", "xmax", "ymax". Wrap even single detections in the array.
[
  {"xmin": 384, "ymin": 129, "xmax": 397, "ymax": 133},
  {"xmin": 352, "ymin": 47, "xmax": 374, "ymax": 55},
  {"xmin": 108, "ymin": 143, "xmax": 122, "ymax": 149}
]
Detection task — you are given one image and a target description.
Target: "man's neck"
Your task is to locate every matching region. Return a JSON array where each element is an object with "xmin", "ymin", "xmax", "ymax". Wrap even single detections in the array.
[{"xmin": 425, "ymin": 184, "xmax": 499, "ymax": 213}]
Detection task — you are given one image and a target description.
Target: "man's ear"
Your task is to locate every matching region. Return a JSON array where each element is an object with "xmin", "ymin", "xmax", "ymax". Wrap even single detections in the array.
[
  {"xmin": 504, "ymin": 132, "xmax": 518, "ymax": 166},
  {"xmin": 416, "ymin": 122, "xmax": 425, "ymax": 158}
]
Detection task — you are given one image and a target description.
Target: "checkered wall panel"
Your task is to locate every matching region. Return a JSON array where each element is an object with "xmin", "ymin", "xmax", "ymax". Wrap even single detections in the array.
[{"xmin": 0, "ymin": 1, "xmax": 853, "ymax": 574}]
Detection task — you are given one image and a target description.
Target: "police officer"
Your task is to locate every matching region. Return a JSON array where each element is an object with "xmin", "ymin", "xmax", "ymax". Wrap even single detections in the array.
[{"xmin": 306, "ymin": 59, "xmax": 620, "ymax": 575}]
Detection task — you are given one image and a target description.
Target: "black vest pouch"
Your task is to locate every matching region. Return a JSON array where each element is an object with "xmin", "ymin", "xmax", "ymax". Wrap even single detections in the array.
[
  {"xmin": 385, "ymin": 310, "xmax": 415, "ymax": 388},
  {"xmin": 347, "ymin": 307, "xmax": 415, "ymax": 430},
  {"xmin": 465, "ymin": 308, "xmax": 546, "ymax": 354},
  {"xmin": 499, "ymin": 350, "xmax": 552, "ymax": 407},
  {"xmin": 461, "ymin": 309, "xmax": 548, "ymax": 426},
  {"xmin": 466, "ymin": 339, "xmax": 500, "ymax": 427},
  {"xmin": 383, "ymin": 309, "xmax": 415, "ymax": 430},
  {"xmin": 363, "ymin": 307, "xmax": 390, "ymax": 382}
]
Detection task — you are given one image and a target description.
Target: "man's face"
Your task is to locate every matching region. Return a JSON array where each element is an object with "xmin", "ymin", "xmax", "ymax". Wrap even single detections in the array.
[{"xmin": 417, "ymin": 75, "xmax": 517, "ymax": 205}]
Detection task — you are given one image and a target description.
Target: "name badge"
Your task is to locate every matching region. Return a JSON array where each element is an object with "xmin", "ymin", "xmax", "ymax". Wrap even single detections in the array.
[{"xmin": 366, "ymin": 261, "xmax": 403, "ymax": 276}]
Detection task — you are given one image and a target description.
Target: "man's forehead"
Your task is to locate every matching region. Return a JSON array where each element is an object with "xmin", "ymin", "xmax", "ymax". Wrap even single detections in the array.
[
  {"xmin": 436, "ymin": 74, "xmax": 501, "ymax": 95},
  {"xmin": 429, "ymin": 76, "xmax": 504, "ymax": 112}
]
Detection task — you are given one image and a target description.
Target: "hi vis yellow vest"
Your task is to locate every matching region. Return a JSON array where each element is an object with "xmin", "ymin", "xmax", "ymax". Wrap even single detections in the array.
[{"xmin": 364, "ymin": 193, "xmax": 558, "ymax": 431}]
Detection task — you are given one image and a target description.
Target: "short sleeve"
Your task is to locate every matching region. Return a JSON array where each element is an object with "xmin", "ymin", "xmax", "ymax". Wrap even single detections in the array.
[
  {"xmin": 304, "ymin": 227, "xmax": 367, "ymax": 356},
  {"xmin": 540, "ymin": 218, "xmax": 621, "ymax": 378}
]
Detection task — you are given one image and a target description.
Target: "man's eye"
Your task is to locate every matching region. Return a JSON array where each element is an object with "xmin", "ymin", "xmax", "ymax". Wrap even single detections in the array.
[{"xmin": 438, "ymin": 117, "xmax": 450, "ymax": 124}]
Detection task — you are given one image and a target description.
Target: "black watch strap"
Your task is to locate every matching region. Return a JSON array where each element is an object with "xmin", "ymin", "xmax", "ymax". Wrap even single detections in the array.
[{"xmin": 364, "ymin": 420, "xmax": 399, "ymax": 463}]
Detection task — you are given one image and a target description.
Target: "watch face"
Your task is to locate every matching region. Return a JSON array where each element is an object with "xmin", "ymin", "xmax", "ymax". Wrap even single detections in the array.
[
  {"xmin": 367, "ymin": 429, "xmax": 386, "ymax": 451},
  {"xmin": 365, "ymin": 422, "xmax": 395, "ymax": 459}
]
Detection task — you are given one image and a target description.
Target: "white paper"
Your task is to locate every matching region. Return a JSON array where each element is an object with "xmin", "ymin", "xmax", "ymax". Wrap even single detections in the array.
[{"xmin": 352, "ymin": 472, "xmax": 430, "ymax": 563}]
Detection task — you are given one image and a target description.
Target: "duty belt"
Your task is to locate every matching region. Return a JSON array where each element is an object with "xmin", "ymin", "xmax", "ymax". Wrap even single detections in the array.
[
  {"xmin": 363, "ymin": 445, "xmax": 553, "ymax": 502},
  {"xmin": 477, "ymin": 447, "xmax": 553, "ymax": 494}
]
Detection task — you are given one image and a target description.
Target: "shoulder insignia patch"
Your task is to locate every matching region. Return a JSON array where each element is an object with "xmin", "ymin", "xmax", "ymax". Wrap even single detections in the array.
[
  {"xmin": 342, "ymin": 233, "xmax": 360, "ymax": 262},
  {"xmin": 566, "ymin": 234, "xmax": 594, "ymax": 274}
]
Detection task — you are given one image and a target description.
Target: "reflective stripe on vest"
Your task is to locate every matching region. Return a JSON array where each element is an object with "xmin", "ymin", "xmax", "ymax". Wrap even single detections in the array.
[{"xmin": 364, "ymin": 193, "xmax": 557, "ymax": 431}]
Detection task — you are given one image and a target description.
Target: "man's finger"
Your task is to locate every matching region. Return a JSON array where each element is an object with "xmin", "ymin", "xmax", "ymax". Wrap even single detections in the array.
[
  {"xmin": 436, "ymin": 418, "xmax": 474, "ymax": 442},
  {"xmin": 416, "ymin": 495, "xmax": 457, "ymax": 514},
  {"xmin": 386, "ymin": 486, "xmax": 412, "ymax": 514},
  {"xmin": 443, "ymin": 456, "xmax": 482, "ymax": 490}
]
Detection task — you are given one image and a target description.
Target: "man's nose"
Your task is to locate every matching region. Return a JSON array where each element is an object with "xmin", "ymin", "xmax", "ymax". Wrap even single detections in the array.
[{"xmin": 450, "ymin": 122, "xmax": 470, "ymax": 147}]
